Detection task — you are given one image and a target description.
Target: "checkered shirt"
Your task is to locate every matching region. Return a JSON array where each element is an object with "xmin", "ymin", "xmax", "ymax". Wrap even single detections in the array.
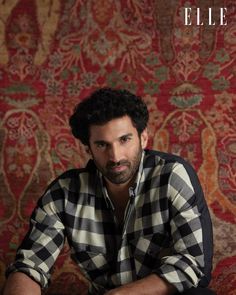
[{"xmin": 6, "ymin": 150, "xmax": 213, "ymax": 294}]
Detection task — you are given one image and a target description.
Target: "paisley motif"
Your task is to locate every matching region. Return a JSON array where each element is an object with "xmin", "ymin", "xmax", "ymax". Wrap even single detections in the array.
[{"xmin": 0, "ymin": 0, "xmax": 235, "ymax": 293}]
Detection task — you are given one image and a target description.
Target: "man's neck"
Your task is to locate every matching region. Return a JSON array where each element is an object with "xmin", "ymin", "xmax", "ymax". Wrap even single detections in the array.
[
  {"xmin": 107, "ymin": 180, "xmax": 127, "ymax": 192},
  {"xmin": 105, "ymin": 180, "xmax": 131, "ymax": 225}
]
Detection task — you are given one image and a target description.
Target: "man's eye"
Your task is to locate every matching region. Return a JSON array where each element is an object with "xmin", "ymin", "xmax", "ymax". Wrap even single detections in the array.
[
  {"xmin": 96, "ymin": 143, "xmax": 107, "ymax": 149},
  {"xmin": 120, "ymin": 136, "xmax": 131, "ymax": 143}
]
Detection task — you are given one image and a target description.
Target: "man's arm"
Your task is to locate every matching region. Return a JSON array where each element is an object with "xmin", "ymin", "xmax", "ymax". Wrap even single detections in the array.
[
  {"xmin": 104, "ymin": 274, "xmax": 176, "ymax": 295},
  {"xmin": 4, "ymin": 185, "xmax": 66, "ymax": 290},
  {"xmin": 154, "ymin": 161, "xmax": 212, "ymax": 291},
  {"xmin": 3, "ymin": 272, "xmax": 41, "ymax": 295}
]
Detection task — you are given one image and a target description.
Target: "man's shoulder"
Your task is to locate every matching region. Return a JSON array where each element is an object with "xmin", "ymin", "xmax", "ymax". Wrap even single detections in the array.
[
  {"xmin": 60, "ymin": 159, "xmax": 96, "ymax": 177},
  {"xmin": 47, "ymin": 159, "xmax": 97, "ymax": 190},
  {"xmin": 144, "ymin": 149, "xmax": 190, "ymax": 167},
  {"xmin": 144, "ymin": 149, "xmax": 199, "ymax": 185}
]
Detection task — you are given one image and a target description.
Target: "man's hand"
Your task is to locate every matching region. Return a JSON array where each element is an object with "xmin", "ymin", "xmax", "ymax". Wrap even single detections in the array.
[
  {"xmin": 3, "ymin": 272, "xmax": 41, "ymax": 295},
  {"xmin": 104, "ymin": 274, "xmax": 176, "ymax": 295}
]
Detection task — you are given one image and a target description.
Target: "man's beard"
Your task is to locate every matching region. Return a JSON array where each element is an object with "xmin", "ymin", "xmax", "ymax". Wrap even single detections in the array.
[{"xmin": 93, "ymin": 145, "xmax": 142, "ymax": 185}]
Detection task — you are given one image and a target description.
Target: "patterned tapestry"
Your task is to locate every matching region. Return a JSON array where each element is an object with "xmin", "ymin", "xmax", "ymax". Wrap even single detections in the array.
[{"xmin": 0, "ymin": 0, "xmax": 236, "ymax": 294}]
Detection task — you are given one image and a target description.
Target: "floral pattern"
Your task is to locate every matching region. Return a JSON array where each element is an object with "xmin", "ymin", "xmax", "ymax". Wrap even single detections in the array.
[{"xmin": 0, "ymin": 0, "xmax": 236, "ymax": 294}]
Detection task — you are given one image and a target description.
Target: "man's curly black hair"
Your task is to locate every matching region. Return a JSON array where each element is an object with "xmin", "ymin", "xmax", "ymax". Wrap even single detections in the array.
[{"xmin": 69, "ymin": 87, "xmax": 149, "ymax": 146}]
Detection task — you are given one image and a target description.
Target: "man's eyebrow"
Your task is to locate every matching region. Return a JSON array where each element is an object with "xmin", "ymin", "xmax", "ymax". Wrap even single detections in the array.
[
  {"xmin": 93, "ymin": 140, "xmax": 108, "ymax": 144},
  {"xmin": 93, "ymin": 133, "xmax": 133, "ymax": 144},
  {"xmin": 119, "ymin": 133, "xmax": 133, "ymax": 139}
]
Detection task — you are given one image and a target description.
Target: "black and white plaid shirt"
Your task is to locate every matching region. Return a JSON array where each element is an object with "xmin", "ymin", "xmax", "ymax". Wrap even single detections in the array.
[{"xmin": 6, "ymin": 150, "xmax": 213, "ymax": 294}]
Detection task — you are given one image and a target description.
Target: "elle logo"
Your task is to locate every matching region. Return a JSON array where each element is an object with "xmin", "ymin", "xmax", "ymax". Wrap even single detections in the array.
[{"xmin": 184, "ymin": 7, "xmax": 227, "ymax": 25}]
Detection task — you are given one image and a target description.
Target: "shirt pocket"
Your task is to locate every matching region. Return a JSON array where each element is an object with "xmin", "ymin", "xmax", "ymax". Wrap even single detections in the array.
[
  {"xmin": 72, "ymin": 244, "xmax": 112, "ymax": 278},
  {"xmin": 129, "ymin": 232, "xmax": 170, "ymax": 277}
]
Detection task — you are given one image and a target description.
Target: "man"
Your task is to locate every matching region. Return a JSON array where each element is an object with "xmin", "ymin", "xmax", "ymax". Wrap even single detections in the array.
[{"xmin": 3, "ymin": 88, "xmax": 214, "ymax": 295}]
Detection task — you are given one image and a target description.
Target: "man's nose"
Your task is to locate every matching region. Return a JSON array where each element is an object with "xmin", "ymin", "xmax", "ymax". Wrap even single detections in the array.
[{"xmin": 109, "ymin": 144, "xmax": 122, "ymax": 163}]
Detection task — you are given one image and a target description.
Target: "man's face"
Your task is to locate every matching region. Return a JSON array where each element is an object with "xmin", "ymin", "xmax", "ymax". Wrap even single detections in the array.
[{"xmin": 88, "ymin": 116, "xmax": 148, "ymax": 185}]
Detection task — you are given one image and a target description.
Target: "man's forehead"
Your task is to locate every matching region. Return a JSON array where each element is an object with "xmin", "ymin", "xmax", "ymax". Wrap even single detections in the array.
[{"xmin": 89, "ymin": 116, "xmax": 138, "ymax": 141}]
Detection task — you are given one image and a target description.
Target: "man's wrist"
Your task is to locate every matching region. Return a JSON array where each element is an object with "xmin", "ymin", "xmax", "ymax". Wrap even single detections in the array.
[{"xmin": 104, "ymin": 274, "xmax": 176, "ymax": 295}]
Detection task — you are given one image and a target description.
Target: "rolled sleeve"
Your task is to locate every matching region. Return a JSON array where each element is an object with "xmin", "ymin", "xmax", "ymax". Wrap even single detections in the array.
[
  {"xmin": 156, "ymin": 164, "xmax": 205, "ymax": 292},
  {"xmin": 6, "ymin": 189, "xmax": 65, "ymax": 288}
]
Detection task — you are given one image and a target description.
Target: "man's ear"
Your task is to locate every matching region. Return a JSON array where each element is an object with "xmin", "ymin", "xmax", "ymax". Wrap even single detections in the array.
[
  {"xmin": 141, "ymin": 128, "xmax": 148, "ymax": 149},
  {"xmin": 85, "ymin": 145, "xmax": 91, "ymax": 155}
]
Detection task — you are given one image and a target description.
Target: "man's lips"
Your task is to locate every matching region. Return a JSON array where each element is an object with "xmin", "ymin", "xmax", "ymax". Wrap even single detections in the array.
[
  {"xmin": 107, "ymin": 161, "xmax": 129, "ymax": 172},
  {"xmin": 110, "ymin": 165, "xmax": 127, "ymax": 172}
]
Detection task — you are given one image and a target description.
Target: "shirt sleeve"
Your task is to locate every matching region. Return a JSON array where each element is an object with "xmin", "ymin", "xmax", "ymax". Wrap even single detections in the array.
[
  {"xmin": 155, "ymin": 162, "xmax": 213, "ymax": 292},
  {"xmin": 5, "ymin": 185, "xmax": 66, "ymax": 289}
]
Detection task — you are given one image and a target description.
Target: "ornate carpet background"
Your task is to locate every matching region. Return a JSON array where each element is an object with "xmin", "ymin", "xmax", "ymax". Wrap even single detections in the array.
[{"xmin": 0, "ymin": 0, "xmax": 236, "ymax": 294}]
